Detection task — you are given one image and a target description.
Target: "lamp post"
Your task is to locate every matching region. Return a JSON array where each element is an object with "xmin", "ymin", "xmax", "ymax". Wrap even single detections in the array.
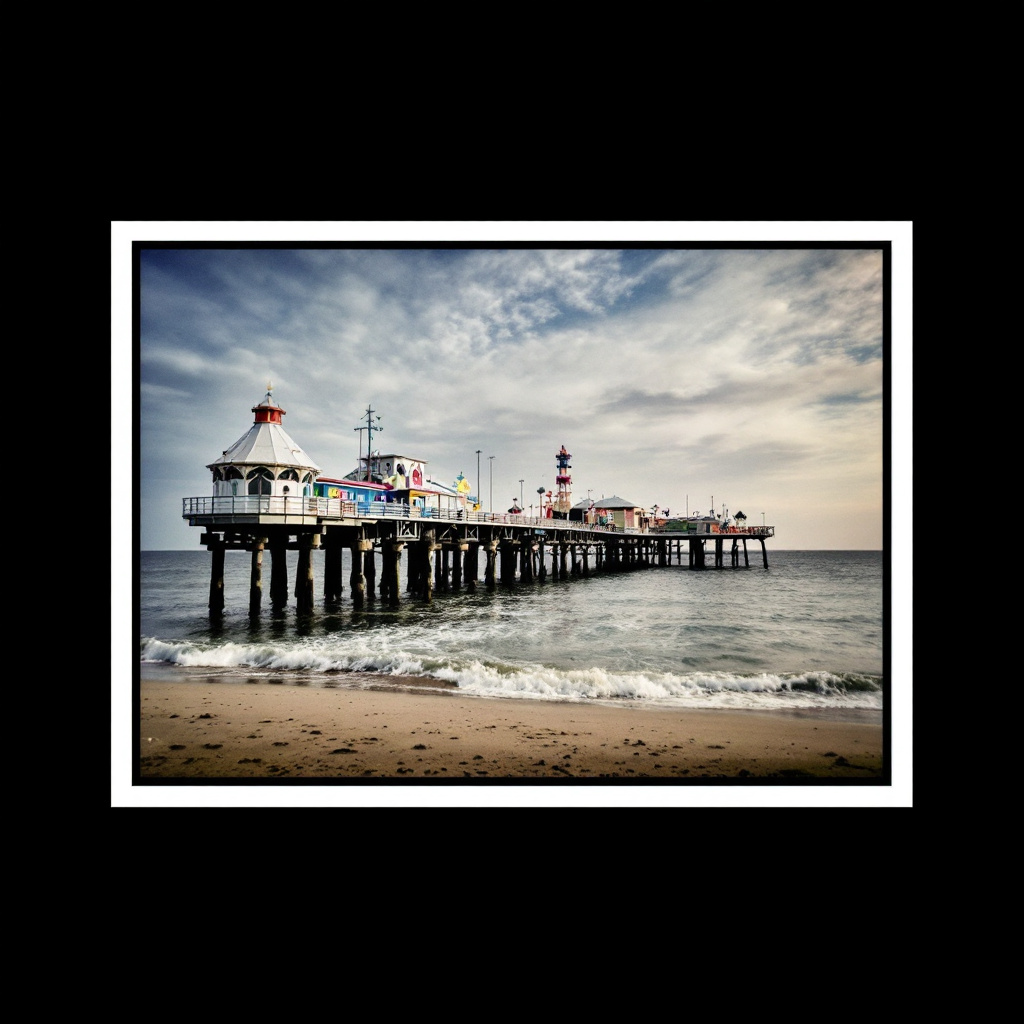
[
  {"xmin": 762, "ymin": 512, "xmax": 766, "ymax": 531},
  {"xmin": 476, "ymin": 450, "xmax": 481, "ymax": 511},
  {"xmin": 489, "ymin": 455, "xmax": 494, "ymax": 513},
  {"xmin": 519, "ymin": 478, "xmax": 524, "ymax": 510},
  {"xmin": 537, "ymin": 485, "xmax": 545, "ymax": 519}
]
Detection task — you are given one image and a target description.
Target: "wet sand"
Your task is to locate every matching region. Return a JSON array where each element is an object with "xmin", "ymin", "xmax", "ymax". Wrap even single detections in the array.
[{"xmin": 133, "ymin": 676, "xmax": 888, "ymax": 803}]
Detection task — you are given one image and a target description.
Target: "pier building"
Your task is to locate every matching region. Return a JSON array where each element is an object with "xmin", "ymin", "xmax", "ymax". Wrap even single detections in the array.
[{"xmin": 182, "ymin": 390, "xmax": 775, "ymax": 616}]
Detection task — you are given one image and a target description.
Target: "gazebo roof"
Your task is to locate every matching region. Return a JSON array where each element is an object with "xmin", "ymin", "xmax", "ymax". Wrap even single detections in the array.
[{"xmin": 207, "ymin": 389, "xmax": 320, "ymax": 474}]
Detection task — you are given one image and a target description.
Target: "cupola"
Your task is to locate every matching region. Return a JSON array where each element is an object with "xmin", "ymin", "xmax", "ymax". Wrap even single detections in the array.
[{"xmin": 206, "ymin": 383, "xmax": 321, "ymax": 498}]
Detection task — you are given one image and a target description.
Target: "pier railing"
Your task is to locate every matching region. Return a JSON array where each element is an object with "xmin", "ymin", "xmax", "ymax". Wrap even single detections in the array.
[
  {"xmin": 184, "ymin": 495, "xmax": 625, "ymax": 533},
  {"xmin": 182, "ymin": 495, "xmax": 774, "ymax": 538}
]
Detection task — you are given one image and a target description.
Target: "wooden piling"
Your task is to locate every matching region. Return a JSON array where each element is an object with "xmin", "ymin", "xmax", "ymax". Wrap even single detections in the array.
[
  {"xmin": 451, "ymin": 542, "xmax": 465, "ymax": 591},
  {"xmin": 295, "ymin": 534, "xmax": 315, "ymax": 614},
  {"xmin": 208, "ymin": 539, "xmax": 225, "ymax": 616},
  {"xmin": 323, "ymin": 531, "xmax": 343, "ymax": 605},
  {"xmin": 383, "ymin": 541, "xmax": 403, "ymax": 607},
  {"xmin": 270, "ymin": 536, "xmax": 288, "ymax": 606},
  {"xmin": 350, "ymin": 539, "xmax": 372, "ymax": 608},
  {"xmin": 484, "ymin": 538, "xmax": 498, "ymax": 591},
  {"xmin": 423, "ymin": 529, "xmax": 437, "ymax": 603},
  {"xmin": 364, "ymin": 545, "xmax": 377, "ymax": 601},
  {"xmin": 248, "ymin": 540, "xmax": 264, "ymax": 616}
]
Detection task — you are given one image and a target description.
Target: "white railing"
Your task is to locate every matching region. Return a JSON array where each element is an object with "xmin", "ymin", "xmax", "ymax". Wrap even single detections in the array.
[
  {"xmin": 180, "ymin": 496, "xmax": 775, "ymax": 536},
  {"xmin": 183, "ymin": 495, "xmax": 348, "ymax": 518},
  {"xmin": 181, "ymin": 495, "xmax": 643, "ymax": 533},
  {"xmin": 664, "ymin": 524, "xmax": 774, "ymax": 537}
]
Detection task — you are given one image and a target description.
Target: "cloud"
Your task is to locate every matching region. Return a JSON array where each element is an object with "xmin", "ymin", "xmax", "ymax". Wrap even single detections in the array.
[{"xmin": 129, "ymin": 238, "xmax": 892, "ymax": 550}]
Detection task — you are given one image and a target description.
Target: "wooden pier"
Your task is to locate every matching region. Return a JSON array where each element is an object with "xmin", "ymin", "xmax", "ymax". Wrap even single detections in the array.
[{"xmin": 183, "ymin": 497, "xmax": 775, "ymax": 616}]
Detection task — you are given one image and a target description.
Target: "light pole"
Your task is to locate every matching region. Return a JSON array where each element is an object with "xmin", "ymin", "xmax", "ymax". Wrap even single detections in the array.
[
  {"xmin": 519, "ymin": 478, "xmax": 524, "ymax": 510},
  {"xmin": 762, "ymin": 512, "xmax": 765, "ymax": 531},
  {"xmin": 537, "ymin": 485, "xmax": 545, "ymax": 519},
  {"xmin": 476, "ymin": 450, "xmax": 481, "ymax": 510},
  {"xmin": 489, "ymin": 455, "xmax": 494, "ymax": 513}
]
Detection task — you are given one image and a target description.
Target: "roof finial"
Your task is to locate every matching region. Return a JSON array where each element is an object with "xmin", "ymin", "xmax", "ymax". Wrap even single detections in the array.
[{"xmin": 265, "ymin": 379, "xmax": 274, "ymax": 403}]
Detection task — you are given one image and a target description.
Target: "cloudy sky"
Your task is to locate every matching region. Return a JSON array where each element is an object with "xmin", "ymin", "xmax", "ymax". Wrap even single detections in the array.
[{"xmin": 118, "ymin": 223, "xmax": 909, "ymax": 552}]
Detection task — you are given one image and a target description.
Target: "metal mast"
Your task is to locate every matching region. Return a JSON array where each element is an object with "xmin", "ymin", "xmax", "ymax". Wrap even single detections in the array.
[{"xmin": 355, "ymin": 405, "xmax": 383, "ymax": 481}]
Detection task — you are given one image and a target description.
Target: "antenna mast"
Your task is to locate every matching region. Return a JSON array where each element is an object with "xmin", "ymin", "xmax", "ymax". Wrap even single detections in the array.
[{"xmin": 355, "ymin": 405, "xmax": 383, "ymax": 482}]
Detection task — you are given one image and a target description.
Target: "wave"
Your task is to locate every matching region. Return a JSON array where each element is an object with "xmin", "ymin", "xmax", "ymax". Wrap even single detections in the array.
[{"xmin": 140, "ymin": 636, "xmax": 883, "ymax": 711}]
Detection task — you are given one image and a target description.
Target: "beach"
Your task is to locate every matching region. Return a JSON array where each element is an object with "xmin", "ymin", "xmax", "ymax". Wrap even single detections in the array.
[{"xmin": 135, "ymin": 675, "xmax": 886, "ymax": 799}]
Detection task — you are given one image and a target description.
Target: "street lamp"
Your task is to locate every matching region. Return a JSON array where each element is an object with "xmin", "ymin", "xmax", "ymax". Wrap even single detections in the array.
[
  {"xmin": 537, "ymin": 485, "xmax": 545, "ymax": 519},
  {"xmin": 489, "ymin": 455, "xmax": 494, "ymax": 513},
  {"xmin": 762, "ymin": 512, "xmax": 766, "ymax": 530},
  {"xmin": 519, "ymin": 478, "xmax": 524, "ymax": 510},
  {"xmin": 476, "ymin": 449, "xmax": 481, "ymax": 511}
]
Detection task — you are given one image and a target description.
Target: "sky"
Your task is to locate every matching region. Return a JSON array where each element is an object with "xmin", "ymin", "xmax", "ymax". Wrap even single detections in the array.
[{"xmin": 117, "ymin": 223, "xmax": 909, "ymax": 553}]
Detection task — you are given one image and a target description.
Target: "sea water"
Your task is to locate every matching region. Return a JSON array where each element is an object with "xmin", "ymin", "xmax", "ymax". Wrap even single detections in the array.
[{"xmin": 137, "ymin": 549, "xmax": 886, "ymax": 714}]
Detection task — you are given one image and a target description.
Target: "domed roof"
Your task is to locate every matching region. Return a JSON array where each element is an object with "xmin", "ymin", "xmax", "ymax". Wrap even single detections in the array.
[{"xmin": 207, "ymin": 387, "xmax": 321, "ymax": 475}]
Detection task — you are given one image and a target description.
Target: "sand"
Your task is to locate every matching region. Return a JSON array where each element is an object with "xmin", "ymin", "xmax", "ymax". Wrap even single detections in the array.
[{"xmin": 133, "ymin": 675, "xmax": 888, "ymax": 803}]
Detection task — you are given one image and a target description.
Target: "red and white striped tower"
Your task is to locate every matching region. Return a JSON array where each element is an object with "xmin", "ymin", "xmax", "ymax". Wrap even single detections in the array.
[{"xmin": 554, "ymin": 445, "xmax": 573, "ymax": 515}]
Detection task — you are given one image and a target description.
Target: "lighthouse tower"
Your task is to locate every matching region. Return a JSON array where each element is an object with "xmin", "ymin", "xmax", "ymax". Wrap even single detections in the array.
[
  {"xmin": 206, "ymin": 384, "xmax": 321, "ymax": 498},
  {"xmin": 554, "ymin": 444, "xmax": 573, "ymax": 516}
]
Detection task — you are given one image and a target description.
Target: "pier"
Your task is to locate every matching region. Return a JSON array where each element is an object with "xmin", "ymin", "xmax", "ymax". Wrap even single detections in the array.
[
  {"xmin": 183, "ymin": 497, "xmax": 775, "ymax": 616},
  {"xmin": 183, "ymin": 388, "xmax": 775, "ymax": 616}
]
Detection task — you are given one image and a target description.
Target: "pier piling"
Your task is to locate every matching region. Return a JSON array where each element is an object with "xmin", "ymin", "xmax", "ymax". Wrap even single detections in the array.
[{"xmin": 195, "ymin": 514, "xmax": 772, "ymax": 617}]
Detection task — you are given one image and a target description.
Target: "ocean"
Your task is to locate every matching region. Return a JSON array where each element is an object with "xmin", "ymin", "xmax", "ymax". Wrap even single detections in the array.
[{"xmin": 137, "ymin": 548, "xmax": 886, "ymax": 716}]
